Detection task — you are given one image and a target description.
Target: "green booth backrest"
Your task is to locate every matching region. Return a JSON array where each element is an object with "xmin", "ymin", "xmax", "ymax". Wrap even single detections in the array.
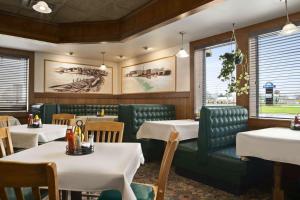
[
  {"xmin": 118, "ymin": 104, "xmax": 176, "ymax": 141},
  {"xmin": 198, "ymin": 106, "xmax": 248, "ymax": 162},
  {"xmin": 58, "ymin": 104, "xmax": 119, "ymax": 116}
]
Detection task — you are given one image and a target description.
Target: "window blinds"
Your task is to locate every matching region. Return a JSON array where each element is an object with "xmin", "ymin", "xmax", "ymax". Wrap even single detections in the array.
[
  {"xmin": 0, "ymin": 55, "xmax": 28, "ymax": 112},
  {"xmin": 249, "ymin": 29, "xmax": 300, "ymax": 118}
]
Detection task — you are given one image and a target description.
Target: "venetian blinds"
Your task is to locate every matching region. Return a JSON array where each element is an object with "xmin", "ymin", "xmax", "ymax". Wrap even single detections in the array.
[
  {"xmin": 0, "ymin": 55, "xmax": 29, "ymax": 112},
  {"xmin": 249, "ymin": 28, "xmax": 300, "ymax": 119}
]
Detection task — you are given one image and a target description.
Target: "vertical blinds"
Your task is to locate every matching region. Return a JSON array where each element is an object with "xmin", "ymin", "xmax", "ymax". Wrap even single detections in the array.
[
  {"xmin": 249, "ymin": 29, "xmax": 300, "ymax": 118},
  {"xmin": 194, "ymin": 49, "xmax": 204, "ymax": 113},
  {"xmin": 0, "ymin": 55, "xmax": 28, "ymax": 112}
]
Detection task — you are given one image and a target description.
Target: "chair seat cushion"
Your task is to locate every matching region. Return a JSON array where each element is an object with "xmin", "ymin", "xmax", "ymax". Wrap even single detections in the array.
[
  {"xmin": 173, "ymin": 139, "xmax": 199, "ymax": 170},
  {"xmin": 98, "ymin": 183, "xmax": 155, "ymax": 200},
  {"xmin": 5, "ymin": 187, "xmax": 48, "ymax": 200},
  {"xmin": 208, "ymin": 146, "xmax": 247, "ymax": 173}
]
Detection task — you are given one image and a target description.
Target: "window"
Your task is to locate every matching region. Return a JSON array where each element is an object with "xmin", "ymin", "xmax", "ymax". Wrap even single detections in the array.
[
  {"xmin": 194, "ymin": 42, "xmax": 236, "ymax": 113},
  {"xmin": 249, "ymin": 28, "xmax": 300, "ymax": 119},
  {"xmin": 0, "ymin": 55, "xmax": 29, "ymax": 112}
]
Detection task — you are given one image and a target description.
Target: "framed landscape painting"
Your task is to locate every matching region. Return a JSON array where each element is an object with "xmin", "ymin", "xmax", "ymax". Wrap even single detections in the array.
[
  {"xmin": 44, "ymin": 60, "xmax": 113, "ymax": 94},
  {"xmin": 121, "ymin": 56, "xmax": 176, "ymax": 94}
]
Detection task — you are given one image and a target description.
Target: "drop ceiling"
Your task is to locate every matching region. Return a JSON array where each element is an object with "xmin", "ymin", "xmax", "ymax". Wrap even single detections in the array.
[
  {"xmin": 0, "ymin": 0, "xmax": 152, "ymax": 23},
  {"xmin": 0, "ymin": 0, "xmax": 299, "ymax": 62}
]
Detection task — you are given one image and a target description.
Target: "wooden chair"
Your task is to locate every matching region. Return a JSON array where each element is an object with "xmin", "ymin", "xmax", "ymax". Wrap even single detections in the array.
[
  {"xmin": 0, "ymin": 161, "xmax": 59, "ymax": 200},
  {"xmin": 0, "ymin": 116, "xmax": 10, "ymax": 128},
  {"xmin": 98, "ymin": 132, "xmax": 179, "ymax": 200},
  {"xmin": 0, "ymin": 127, "xmax": 14, "ymax": 158},
  {"xmin": 84, "ymin": 121, "xmax": 124, "ymax": 143},
  {"xmin": 52, "ymin": 113, "xmax": 75, "ymax": 126}
]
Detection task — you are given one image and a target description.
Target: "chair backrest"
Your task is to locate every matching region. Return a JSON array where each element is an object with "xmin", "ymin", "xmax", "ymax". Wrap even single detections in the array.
[
  {"xmin": 0, "ymin": 116, "xmax": 10, "ymax": 128},
  {"xmin": 0, "ymin": 128, "xmax": 14, "ymax": 158},
  {"xmin": 156, "ymin": 132, "xmax": 179, "ymax": 200},
  {"xmin": 52, "ymin": 113, "xmax": 75, "ymax": 125},
  {"xmin": 0, "ymin": 162, "xmax": 59, "ymax": 200},
  {"xmin": 84, "ymin": 121, "xmax": 124, "ymax": 143}
]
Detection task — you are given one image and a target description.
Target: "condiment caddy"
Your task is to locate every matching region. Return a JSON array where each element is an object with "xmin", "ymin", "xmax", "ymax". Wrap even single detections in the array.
[
  {"xmin": 27, "ymin": 114, "xmax": 42, "ymax": 128},
  {"xmin": 66, "ymin": 120, "xmax": 94, "ymax": 155}
]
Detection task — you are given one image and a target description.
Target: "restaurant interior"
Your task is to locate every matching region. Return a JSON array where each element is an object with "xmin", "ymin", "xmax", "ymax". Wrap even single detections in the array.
[{"xmin": 0, "ymin": 0, "xmax": 300, "ymax": 200}]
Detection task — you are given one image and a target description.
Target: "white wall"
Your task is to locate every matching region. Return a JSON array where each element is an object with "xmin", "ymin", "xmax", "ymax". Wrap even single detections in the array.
[
  {"xmin": 34, "ymin": 44, "xmax": 190, "ymax": 94},
  {"xmin": 119, "ymin": 44, "xmax": 190, "ymax": 93},
  {"xmin": 34, "ymin": 52, "xmax": 119, "ymax": 94}
]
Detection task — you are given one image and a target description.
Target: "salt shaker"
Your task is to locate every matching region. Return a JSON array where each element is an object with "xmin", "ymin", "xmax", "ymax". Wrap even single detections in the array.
[{"xmin": 88, "ymin": 134, "xmax": 94, "ymax": 147}]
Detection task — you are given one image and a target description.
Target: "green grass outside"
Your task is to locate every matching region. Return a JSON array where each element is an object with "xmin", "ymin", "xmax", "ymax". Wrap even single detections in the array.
[{"xmin": 261, "ymin": 105, "xmax": 300, "ymax": 114}]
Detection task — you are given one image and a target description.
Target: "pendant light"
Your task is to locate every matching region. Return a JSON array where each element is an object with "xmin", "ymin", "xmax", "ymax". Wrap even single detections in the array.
[
  {"xmin": 176, "ymin": 32, "xmax": 189, "ymax": 58},
  {"xmin": 32, "ymin": 1, "xmax": 52, "ymax": 14},
  {"xmin": 281, "ymin": 0, "xmax": 299, "ymax": 36},
  {"xmin": 100, "ymin": 52, "xmax": 107, "ymax": 70}
]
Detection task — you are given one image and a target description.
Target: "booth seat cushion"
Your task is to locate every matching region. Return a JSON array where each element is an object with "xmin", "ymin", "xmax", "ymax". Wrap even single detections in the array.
[
  {"xmin": 208, "ymin": 146, "xmax": 247, "ymax": 173},
  {"xmin": 98, "ymin": 183, "xmax": 155, "ymax": 200},
  {"xmin": 174, "ymin": 139, "xmax": 199, "ymax": 169}
]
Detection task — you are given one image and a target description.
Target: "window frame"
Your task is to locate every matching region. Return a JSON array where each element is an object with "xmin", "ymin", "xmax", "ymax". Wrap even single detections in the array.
[
  {"xmin": 0, "ymin": 47, "xmax": 34, "ymax": 115},
  {"xmin": 249, "ymin": 27, "xmax": 300, "ymax": 119}
]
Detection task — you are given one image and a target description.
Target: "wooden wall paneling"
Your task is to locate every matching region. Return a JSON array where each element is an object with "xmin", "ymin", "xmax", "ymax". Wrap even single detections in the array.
[{"xmin": 32, "ymin": 92, "xmax": 191, "ymax": 119}]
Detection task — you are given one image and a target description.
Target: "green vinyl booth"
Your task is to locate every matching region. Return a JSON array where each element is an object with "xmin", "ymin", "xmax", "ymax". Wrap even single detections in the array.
[
  {"xmin": 173, "ymin": 106, "xmax": 272, "ymax": 194},
  {"xmin": 118, "ymin": 104, "xmax": 176, "ymax": 161},
  {"xmin": 32, "ymin": 104, "xmax": 119, "ymax": 124}
]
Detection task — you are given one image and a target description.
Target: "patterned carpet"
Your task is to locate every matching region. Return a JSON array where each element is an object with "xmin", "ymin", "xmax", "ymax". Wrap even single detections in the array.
[{"xmin": 133, "ymin": 162, "xmax": 272, "ymax": 200}]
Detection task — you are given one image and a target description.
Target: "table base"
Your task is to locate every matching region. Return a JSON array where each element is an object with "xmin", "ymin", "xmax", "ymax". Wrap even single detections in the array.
[{"xmin": 273, "ymin": 162, "xmax": 284, "ymax": 200}]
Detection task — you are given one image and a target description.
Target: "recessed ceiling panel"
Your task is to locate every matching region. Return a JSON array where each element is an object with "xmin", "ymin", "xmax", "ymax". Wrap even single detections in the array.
[{"xmin": 0, "ymin": 0, "xmax": 152, "ymax": 23}]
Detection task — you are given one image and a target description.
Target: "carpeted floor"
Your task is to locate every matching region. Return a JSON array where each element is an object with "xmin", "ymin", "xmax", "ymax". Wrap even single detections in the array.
[
  {"xmin": 85, "ymin": 162, "xmax": 272, "ymax": 200},
  {"xmin": 133, "ymin": 162, "xmax": 272, "ymax": 200}
]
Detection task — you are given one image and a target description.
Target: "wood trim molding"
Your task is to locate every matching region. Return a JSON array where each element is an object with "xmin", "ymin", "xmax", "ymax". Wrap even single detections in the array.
[
  {"xmin": 34, "ymin": 91, "xmax": 190, "ymax": 99},
  {"xmin": 0, "ymin": 0, "xmax": 220, "ymax": 43}
]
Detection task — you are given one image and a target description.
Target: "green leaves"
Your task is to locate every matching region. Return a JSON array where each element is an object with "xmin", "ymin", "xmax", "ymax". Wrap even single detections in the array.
[{"xmin": 218, "ymin": 49, "xmax": 249, "ymax": 96}]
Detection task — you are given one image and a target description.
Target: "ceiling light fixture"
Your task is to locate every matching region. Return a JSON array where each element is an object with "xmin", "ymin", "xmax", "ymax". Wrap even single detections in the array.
[
  {"xmin": 176, "ymin": 32, "xmax": 189, "ymax": 58},
  {"xmin": 118, "ymin": 55, "xmax": 125, "ymax": 59},
  {"xmin": 281, "ymin": 0, "xmax": 299, "ymax": 36},
  {"xmin": 32, "ymin": 1, "xmax": 52, "ymax": 14},
  {"xmin": 100, "ymin": 52, "xmax": 107, "ymax": 70}
]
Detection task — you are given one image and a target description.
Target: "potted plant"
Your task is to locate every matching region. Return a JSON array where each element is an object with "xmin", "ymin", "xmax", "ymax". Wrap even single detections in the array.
[{"xmin": 218, "ymin": 24, "xmax": 249, "ymax": 96}]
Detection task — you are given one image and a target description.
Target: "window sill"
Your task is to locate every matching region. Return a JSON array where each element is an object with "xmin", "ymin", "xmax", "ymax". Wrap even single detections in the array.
[{"xmin": 248, "ymin": 118, "xmax": 291, "ymax": 129}]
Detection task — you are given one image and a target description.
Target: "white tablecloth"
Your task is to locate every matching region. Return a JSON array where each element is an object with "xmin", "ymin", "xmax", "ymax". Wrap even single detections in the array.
[
  {"xmin": 0, "ymin": 116, "xmax": 21, "ymax": 127},
  {"xmin": 236, "ymin": 127, "xmax": 300, "ymax": 166},
  {"xmin": 76, "ymin": 115, "xmax": 118, "ymax": 124},
  {"xmin": 1, "ymin": 142, "xmax": 144, "ymax": 200},
  {"xmin": 9, "ymin": 124, "xmax": 67, "ymax": 149},
  {"xmin": 137, "ymin": 119, "xmax": 199, "ymax": 141}
]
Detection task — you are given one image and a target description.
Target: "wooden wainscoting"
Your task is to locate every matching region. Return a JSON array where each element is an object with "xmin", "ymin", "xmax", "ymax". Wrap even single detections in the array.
[{"xmin": 33, "ymin": 92, "xmax": 192, "ymax": 119}]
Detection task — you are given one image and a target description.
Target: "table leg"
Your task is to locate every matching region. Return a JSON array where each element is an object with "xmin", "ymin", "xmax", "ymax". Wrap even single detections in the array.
[
  {"xmin": 273, "ymin": 162, "xmax": 284, "ymax": 200},
  {"xmin": 61, "ymin": 190, "xmax": 69, "ymax": 200},
  {"xmin": 71, "ymin": 191, "xmax": 82, "ymax": 200}
]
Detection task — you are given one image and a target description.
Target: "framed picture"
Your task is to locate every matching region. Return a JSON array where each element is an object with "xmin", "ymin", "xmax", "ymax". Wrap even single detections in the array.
[
  {"xmin": 121, "ymin": 56, "xmax": 176, "ymax": 94},
  {"xmin": 44, "ymin": 60, "xmax": 113, "ymax": 94}
]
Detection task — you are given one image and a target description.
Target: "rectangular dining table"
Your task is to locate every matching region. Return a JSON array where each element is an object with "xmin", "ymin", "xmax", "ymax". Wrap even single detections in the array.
[
  {"xmin": 1, "ymin": 141, "xmax": 144, "ymax": 200},
  {"xmin": 236, "ymin": 127, "xmax": 300, "ymax": 200},
  {"xmin": 137, "ymin": 119, "xmax": 199, "ymax": 141},
  {"xmin": 9, "ymin": 124, "xmax": 67, "ymax": 149}
]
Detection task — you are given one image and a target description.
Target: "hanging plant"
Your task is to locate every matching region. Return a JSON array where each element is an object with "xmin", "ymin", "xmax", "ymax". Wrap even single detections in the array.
[{"xmin": 218, "ymin": 23, "xmax": 249, "ymax": 96}]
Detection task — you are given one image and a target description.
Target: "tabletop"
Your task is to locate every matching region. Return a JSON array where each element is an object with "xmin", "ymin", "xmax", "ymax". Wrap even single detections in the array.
[
  {"xmin": 236, "ymin": 127, "xmax": 300, "ymax": 166},
  {"xmin": 1, "ymin": 141, "xmax": 144, "ymax": 200},
  {"xmin": 9, "ymin": 124, "xmax": 67, "ymax": 148},
  {"xmin": 137, "ymin": 119, "xmax": 199, "ymax": 141}
]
